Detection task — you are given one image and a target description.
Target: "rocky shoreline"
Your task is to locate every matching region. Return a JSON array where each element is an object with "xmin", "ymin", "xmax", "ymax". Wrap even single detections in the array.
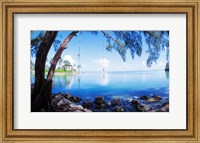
[{"xmin": 50, "ymin": 92, "xmax": 169, "ymax": 112}]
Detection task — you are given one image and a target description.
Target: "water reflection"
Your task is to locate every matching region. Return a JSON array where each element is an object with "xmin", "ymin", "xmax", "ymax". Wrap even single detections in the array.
[
  {"xmin": 53, "ymin": 73, "xmax": 75, "ymax": 89},
  {"xmin": 100, "ymin": 72, "xmax": 109, "ymax": 86},
  {"xmin": 77, "ymin": 74, "xmax": 81, "ymax": 88},
  {"xmin": 142, "ymin": 72, "xmax": 146, "ymax": 81},
  {"xmin": 165, "ymin": 71, "xmax": 169, "ymax": 79},
  {"xmin": 123, "ymin": 72, "xmax": 127, "ymax": 82},
  {"xmin": 31, "ymin": 71, "xmax": 169, "ymax": 100}
]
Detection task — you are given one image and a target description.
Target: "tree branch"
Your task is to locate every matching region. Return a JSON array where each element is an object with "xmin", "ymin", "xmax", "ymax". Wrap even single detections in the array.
[
  {"xmin": 146, "ymin": 31, "xmax": 161, "ymax": 39},
  {"xmin": 101, "ymin": 31, "xmax": 124, "ymax": 48},
  {"xmin": 46, "ymin": 31, "xmax": 79, "ymax": 81}
]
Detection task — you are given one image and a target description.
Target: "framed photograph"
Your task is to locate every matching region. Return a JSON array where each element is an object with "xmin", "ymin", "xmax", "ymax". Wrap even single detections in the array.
[
  {"xmin": 31, "ymin": 30, "xmax": 170, "ymax": 113},
  {"xmin": 0, "ymin": 0, "xmax": 199, "ymax": 142}
]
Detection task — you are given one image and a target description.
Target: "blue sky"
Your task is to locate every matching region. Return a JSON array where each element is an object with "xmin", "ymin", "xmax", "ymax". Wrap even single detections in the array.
[{"xmin": 31, "ymin": 31, "xmax": 168, "ymax": 72}]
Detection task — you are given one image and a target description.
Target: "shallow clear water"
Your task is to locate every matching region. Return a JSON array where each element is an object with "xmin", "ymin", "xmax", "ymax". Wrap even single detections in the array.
[{"xmin": 31, "ymin": 71, "xmax": 169, "ymax": 101}]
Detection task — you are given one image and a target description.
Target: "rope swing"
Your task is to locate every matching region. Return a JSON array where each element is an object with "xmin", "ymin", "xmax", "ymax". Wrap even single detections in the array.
[
  {"xmin": 102, "ymin": 37, "xmax": 105, "ymax": 80},
  {"xmin": 77, "ymin": 34, "xmax": 81, "ymax": 87},
  {"xmin": 78, "ymin": 35, "xmax": 81, "ymax": 74}
]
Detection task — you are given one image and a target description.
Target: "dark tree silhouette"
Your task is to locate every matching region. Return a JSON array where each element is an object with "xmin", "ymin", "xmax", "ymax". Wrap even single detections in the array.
[{"xmin": 31, "ymin": 31, "xmax": 58, "ymax": 111}]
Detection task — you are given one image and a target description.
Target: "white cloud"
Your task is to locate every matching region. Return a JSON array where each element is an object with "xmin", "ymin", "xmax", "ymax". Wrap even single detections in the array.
[
  {"xmin": 63, "ymin": 55, "xmax": 75, "ymax": 65},
  {"xmin": 94, "ymin": 58, "xmax": 110, "ymax": 67}
]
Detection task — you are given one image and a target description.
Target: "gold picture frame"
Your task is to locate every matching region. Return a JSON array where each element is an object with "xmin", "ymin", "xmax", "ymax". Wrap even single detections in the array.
[{"xmin": 0, "ymin": 0, "xmax": 199, "ymax": 142}]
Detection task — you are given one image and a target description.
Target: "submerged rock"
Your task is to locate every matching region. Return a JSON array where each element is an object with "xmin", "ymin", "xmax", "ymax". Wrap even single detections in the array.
[
  {"xmin": 62, "ymin": 92, "xmax": 72, "ymax": 99},
  {"xmin": 159, "ymin": 101, "xmax": 169, "ymax": 112},
  {"xmin": 50, "ymin": 92, "xmax": 168, "ymax": 112},
  {"xmin": 147, "ymin": 95, "xmax": 162, "ymax": 103},
  {"xmin": 94, "ymin": 104, "xmax": 106, "ymax": 110},
  {"xmin": 83, "ymin": 101, "xmax": 93, "ymax": 109},
  {"xmin": 139, "ymin": 95, "xmax": 149, "ymax": 101},
  {"xmin": 161, "ymin": 101, "xmax": 169, "ymax": 107},
  {"xmin": 106, "ymin": 101, "xmax": 111, "ymax": 107},
  {"xmin": 113, "ymin": 106, "xmax": 125, "ymax": 112},
  {"xmin": 139, "ymin": 95, "xmax": 162, "ymax": 103},
  {"xmin": 131, "ymin": 99, "xmax": 140, "ymax": 105},
  {"xmin": 94, "ymin": 96, "xmax": 105, "ymax": 105},
  {"xmin": 103, "ymin": 109, "xmax": 110, "ymax": 112},
  {"xmin": 69, "ymin": 96, "xmax": 82, "ymax": 103},
  {"xmin": 112, "ymin": 99, "xmax": 121, "ymax": 106},
  {"xmin": 60, "ymin": 93, "xmax": 82, "ymax": 103},
  {"xmin": 136, "ymin": 104, "xmax": 151, "ymax": 112}
]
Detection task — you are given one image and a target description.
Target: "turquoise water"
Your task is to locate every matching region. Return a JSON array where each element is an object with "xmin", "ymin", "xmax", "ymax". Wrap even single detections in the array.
[{"xmin": 31, "ymin": 71, "xmax": 169, "ymax": 101}]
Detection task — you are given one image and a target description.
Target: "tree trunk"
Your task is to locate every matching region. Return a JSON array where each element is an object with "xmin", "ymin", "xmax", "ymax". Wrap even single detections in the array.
[
  {"xmin": 31, "ymin": 31, "xmax": 58, "ymax": 111},
  {"xmin": 32, "ymin": 31, "xmax": 78, "ymax": 112},
  {"xmin": 32, "ymin": 80, "xmax": 53, "ymax": 112}
]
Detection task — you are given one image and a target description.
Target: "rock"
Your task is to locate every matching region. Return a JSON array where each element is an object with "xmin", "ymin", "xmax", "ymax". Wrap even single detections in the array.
[
  {"xmin": 103, "ymin": 109, "xmax": 110, "ymax": 112},
  {"xmin": 69, "ymin": 96, "xmax": 82, "ymax": 103},
  {"xmin": 94, "ymin": 96, "xmax": 105, "ymax": 105},
  {"xmin": 93, "ymin": 109, "xmax": 98, "ymax": 112},
  {"xmin": 62, "ymin": 98, "xmax": 71, "ymax": 105},
  {"xmin": 139, "ymin": 95, "xmax": 149, "ymax": 101},
  {"xmin": 75, "ymin": 96, "xmax": 82, "ymax": 102},
  {"xmin": 94, "ymin": 105, "xmax": 100, "ymax": 110},
  {"xmin": 63, "ymin": 104, "xmax": 86, "ymax": 112},
  {"xmin": 136, "ymin": 104, "xmax": 151, "ymax": 112},
  {"xmin": 57, "ymin": 100, "xmax": 66, "ymax": 106},
  {"xmin": 94, "ymin": 103, "xmax": 106, "ymax": 110},
  {"xmin": 53, "ymin": 94, "xmax": 62, "ymax": 100},
  {"xmin": 106, "ymin": 101, "xmax": 111, "ymax": 107},
  {"xmin": 113, "ymin": 106, "xmax": 124, "ymax": 112},
  {"xmin": 52, "ymin": 97, "xmax": 71, "ymax": 111},
  {"xmin": 100, "ymin": 103, "xmax": 106, "ymax": 108},
  {"xmin": 152, "ymin": 95, "xmax": 162, "ymax": 100},
  {"xmin": 131, "ymin": 99, "xmax": 140, "ymax": 105},
  {"xmin": 147, "ymin": 95, "xmax": 162, "ymax": 103},
  {"xmin": 70, "ymin": 104, "xmax": 84, "ymax": 110},
  {"xmin": 124, "ymin": 104, "xmax": 137, "ymax": 112},
  {"xmin": 51, "ymin": 93, "xmax": 85, "ymax": 112},
  {"xmin": 112, "ymin": 99, "xmax": 121, "ymax": 106},
  {"xmin": 60, "ymin": 93, "xmax": 82, "ymax": 103},
  {"xmin": 85, "ymin": 109, "xmax": 92, "ymax": 112},
  {"xmin": 159, "ymin": 101, "xmax": 169, "ymax": 112},
  {"xmin": 51, "ymin": 95, "xmax": 62, "ymax": 107},
  {"xmin": 161, "ymin": 101, "xmax": 169, "ymax": 107},
  {"xmin": 62, "ymin": 92, "xmax": 72, "ymax": 99},
  {"xmin": 148, "ymin": 101, "xmax": 169, "ymax": 112},
  {"xmin": 146, "ymin": 98, "xmax": 155, "ymax": 102},
  {"xmin": 83, "ymin": 101, "xmax": 93, "ymax": 109}
]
